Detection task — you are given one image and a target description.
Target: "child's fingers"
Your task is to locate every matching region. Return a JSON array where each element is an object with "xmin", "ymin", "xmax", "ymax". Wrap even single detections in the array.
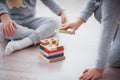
[
  {"xmin": 59, "ymin": 24, "xmax": 65, "ymax": 29},
  {"xmin": 2, "ymin": 26, "xmax": 5, "ymax": 36},
  {"xmin": 91, "ymin": 74, "xmax": 102, "ymax": 80},
  {"xmin": 62, "ymin": 16, "xmax": 67, "ymax": 24},
  {"xmin": 12, "ymin": 21, "xmax": 17, "ymax": 29},
  {"xmin": 2, "ymin": 25, "xmax": 10, "ymax": 36},
  {"xmin": 79, "ymin": 74, "xmax": 84, "ymax": 79},
  {"xmin": 5, "ymin": 26, "xmax": 10, "ymax": 36},
  {"xmin": 83, "ymin": 69, "xmax": 89, "ymax": 74},
  {"xmin": 61, "ymin": 24, "xmax": 66, "ymax": 28},
  {"xmin": 91, "ymin": 76, "xmax": 97, "ymax": 80},
  {"xmin": 8, "ymin": 24, "xmax": 13, "ymax": 36},
  {"xmin": 69, "ymin": 26, "xmax": 78, "ymax": 34},
  {"xmin": 79, "ymin": 69, "xmax": 90, "ymax": 80},
  {"xmin": 85, "ymin": 73, "xmax": 94, "ymax": 80},
  {"xmin": 69, "ymin": 29, "xmax": 75, "ymax": 34},
  {"xmin": 60, "ymin": 24, "xmax": 71, "ymax": 30},
  {"xmin": 82, "ymin": 72, "xmax": 94, "ymax": 80},
  {"xmin": 79, "ymin": 72, "xmax": 88, "ymax": 80},
  {"xmin": 80, "ymin": 76, "xmax": 84, "ymax": 79},
  {"xmin": 3, "ymin": 27, "xmax": 7, "ymax": 36}
]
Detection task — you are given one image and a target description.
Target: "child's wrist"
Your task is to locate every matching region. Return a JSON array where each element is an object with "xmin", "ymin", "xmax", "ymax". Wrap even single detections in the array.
[
  {"xmin": 59, "ymin": 9, "xmax": 66, "ymax": 16},
  {"xmin": 95, "ymin": 68, "xmax": 104, "ymax": 73},
  {"xmin": 1, "ymin": 13, "xmax": 11, "ymax": 22},
  {"xmin": 74, "ymin": 18, "xmax": 84, "ymax": 27},
  {"xmin": 77, "ymin": 18, "xmax": 85, "ymax": 25}
]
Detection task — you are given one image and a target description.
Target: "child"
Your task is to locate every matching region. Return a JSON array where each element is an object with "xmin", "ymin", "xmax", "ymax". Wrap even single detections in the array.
[
  {"xmin": 0, "ymin": 0, "xmax": 67, "ymax": 56},
  {"xmin": 60, "ymin": 0, "xmax": 120, "ymax": 80}
]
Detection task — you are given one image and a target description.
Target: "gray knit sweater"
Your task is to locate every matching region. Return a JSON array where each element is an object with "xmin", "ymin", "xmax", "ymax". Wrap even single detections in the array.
[
  {"xmin": 79, "ymin": 0, "xmax": 109, "ymax": 69},
  {"xmin": 0, "ymin": 0, "xmax": 63, "ymax": 20}
]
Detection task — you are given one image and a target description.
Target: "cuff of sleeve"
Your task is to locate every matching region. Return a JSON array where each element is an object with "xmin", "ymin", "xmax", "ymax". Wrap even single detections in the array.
[
  {"xmin": 0, "ymin": 10, "xmax": 8, "ymax": 16},
  {"xmin": 79, "ymin": 12, "xmax": 92, "ymax": 22},
  {"xmin": 55, "ymin": 7, "xmax": 64, "ymax": 16},
  {"xmin": 96, "ymin": 60, "xmax": 107, "ymax": 69}
]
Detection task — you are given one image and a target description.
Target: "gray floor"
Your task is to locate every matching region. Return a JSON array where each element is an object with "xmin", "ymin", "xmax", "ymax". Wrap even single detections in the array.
[{"xmin": 0, "ymin": 0, "xmax": 102, "ymax": 80}]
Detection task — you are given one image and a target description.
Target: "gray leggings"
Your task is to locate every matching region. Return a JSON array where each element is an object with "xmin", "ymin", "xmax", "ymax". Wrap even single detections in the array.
[{"xmin": 0, "ymin": 17, "xmax": 59, "ymax": 44}]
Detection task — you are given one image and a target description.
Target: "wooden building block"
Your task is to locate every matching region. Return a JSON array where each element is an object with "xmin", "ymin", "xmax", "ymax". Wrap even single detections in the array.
[
  {"xmin": 40, "ymin": 52, "xmax": 64, "ymax": 59},
  {"xmin": 40, "ymin": 46, "xmax": 64, "ymax": 54},
  {"xmin": 40, "ymin": 53, "xmax": 65, "ymax": 63},
  {"xmin": 57, "ymin": 29, "xmax": 70, "ymax": 34},
  {"xmin": 40, "ymin": 49, "xmax": 64, "ymax": 56}
]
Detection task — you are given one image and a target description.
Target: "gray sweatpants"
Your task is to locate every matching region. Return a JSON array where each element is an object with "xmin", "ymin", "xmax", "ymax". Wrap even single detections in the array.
[{"xmin": 0, "ymin": 17, "xmax": 59, "ymax": 44}]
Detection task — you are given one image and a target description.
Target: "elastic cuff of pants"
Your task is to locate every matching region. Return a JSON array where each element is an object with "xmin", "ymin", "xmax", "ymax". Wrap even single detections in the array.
[{"xmin": 28, "ymin": 32, "xmax": 39, "ymax": 45}]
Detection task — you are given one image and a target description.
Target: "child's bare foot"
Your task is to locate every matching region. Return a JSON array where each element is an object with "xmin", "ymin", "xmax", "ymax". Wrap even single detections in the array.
[{"xmin": 79, "ymin": 68, "xmax": 104, "ymax": 80}]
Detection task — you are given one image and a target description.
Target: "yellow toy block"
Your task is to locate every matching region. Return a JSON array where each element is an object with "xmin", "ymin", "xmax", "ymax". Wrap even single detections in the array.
[{"xmin": 56, "ymin": 29, "xmax": 70, "ymax": 34}]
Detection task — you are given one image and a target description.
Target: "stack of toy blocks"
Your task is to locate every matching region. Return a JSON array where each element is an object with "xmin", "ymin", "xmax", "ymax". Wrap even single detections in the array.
[{"xmin": 39, "ymin": 37, "xmax": 65, "ymax": 63}]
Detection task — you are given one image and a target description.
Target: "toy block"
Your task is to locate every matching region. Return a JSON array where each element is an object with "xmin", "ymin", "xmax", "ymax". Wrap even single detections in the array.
[
  {"xmin": 46, "ymin": 45, "xmax": 57, "ymax": 51},
  {"xmin": 50, "ymin": 38, "xmax": 59, "ymax": 45},
  {"xmin": 40, "ymin": 49, "xmax": 64, "ymax": 56},
  {"xmin": 56, "ymin": 29, "xmax": 70, "ymax": 34},
  {"xmin": 40, "ymin": 46, "xmax": 64, "ymax": 54},
  {"xmin": 40, "ymin": 37, "xmax": 64, "ymax": 53},
  {"xmin": 40, "ymin": 37, "xmax": 61, "ymax": 51},
  {"xmin": 39, "ymin": 37, "xmax": 65, "ymax": 63},
  {"xmin": 48, "ymin": 56, "xmax": 65, "ymax": 63},
  {"xmin": 57, "ymin": 46, "xmax": 64, "ymax": 50},
  {"xmin": 40, "ymin": 39, "xmax": 49, "ymax": 45},
  {"xmin": 40, "ymin": 52, "xmax": 64, "ymax": 59},
  {"xmin": 40, "ymin": 37, "xmax": 59, "ymax": 46},
  {"xmin": 40, "ymin": 53, "xmax": 65, "ymax": 63},
  {"xmin": 45, "ymin": 45, "xmax": 64, "ymax": 51}
]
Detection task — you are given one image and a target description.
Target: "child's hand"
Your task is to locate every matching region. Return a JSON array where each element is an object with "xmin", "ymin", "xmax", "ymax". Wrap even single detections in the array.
[
  {"xmin": 60, "ymin": 23, "xmax": 79, "ymax": 34},
  {"xmin": 60, "ymin": 18, "xmax": 84, "ymax": 34},
  {"xmin": 60, "ymin": 10, "xmax": 67, "ymax": 24},
  {"xmin": 79, "ymin": 68, "xmax": 104, "ymax": 80},
  {"xmin": 1, "ymin": 13, "xmax": 17, "ymax": 37}
]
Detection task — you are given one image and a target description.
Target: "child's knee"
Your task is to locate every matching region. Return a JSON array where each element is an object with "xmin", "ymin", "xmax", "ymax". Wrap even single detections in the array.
[{"xmin": 48, "ymin": 18, "xmax": 60, "ymax": 29}]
